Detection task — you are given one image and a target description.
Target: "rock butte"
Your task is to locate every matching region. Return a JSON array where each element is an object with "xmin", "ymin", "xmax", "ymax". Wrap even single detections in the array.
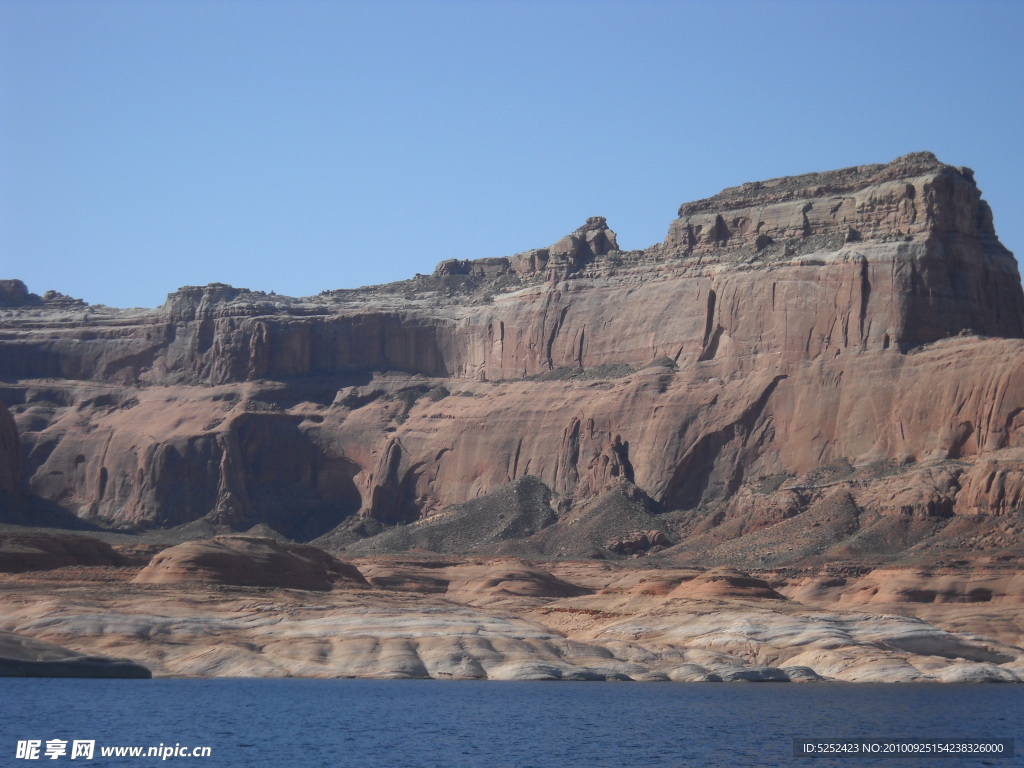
[{"xmin": 1, "ymin": 152, "xmax": 1023, "ymax": 681}]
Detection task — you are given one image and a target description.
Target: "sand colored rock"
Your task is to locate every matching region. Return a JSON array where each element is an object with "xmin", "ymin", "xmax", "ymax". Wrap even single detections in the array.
[
  {"xmin": 3, "ymin": 553, "xmax": 1022, "ymax": 682},
  {"xmin": 344, "ymin": 558, "xmax": 593, "ymax": 607},
  {"xmin": 354, "ymin": 559, "xmax": 454, "ymax": 592},
  {"xmin": 782, "ymin": 568, "xmax": 1024, "ymax": 606},
  {"xmin": 441, "ymin": 562, "xmax": 593, "ymax": 607},
  {"xmin": 665, "ymin": 567, "xmax": 785, "ymax": 600},
  {"xmin": 954, "ymin": 454, "xmax": 1024, "ymax": 515},
  {"xmin": 133, "ymin": 536, "xmax": 367, "ymax": 590}
]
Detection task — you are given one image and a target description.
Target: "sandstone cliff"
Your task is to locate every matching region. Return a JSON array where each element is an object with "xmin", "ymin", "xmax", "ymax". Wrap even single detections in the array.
[{"xmin": 1, "ymin": 152, "xmax": 1022, "ymax": 566}]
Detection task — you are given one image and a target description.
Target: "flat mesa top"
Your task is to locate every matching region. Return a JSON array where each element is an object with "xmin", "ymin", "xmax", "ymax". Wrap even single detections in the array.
[{"xmin": 679, "ymin": 151, "xmax": 963, "ymax": 215}]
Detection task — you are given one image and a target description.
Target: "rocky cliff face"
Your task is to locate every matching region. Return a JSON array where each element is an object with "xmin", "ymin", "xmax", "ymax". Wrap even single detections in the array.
[{"xmin": 1, "ymin": 153, "xmax": 1022, "ymax": 562}]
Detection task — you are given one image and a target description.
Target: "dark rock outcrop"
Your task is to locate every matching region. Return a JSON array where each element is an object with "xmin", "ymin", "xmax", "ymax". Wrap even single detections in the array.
[
  {"xmin": 0, "ymin": 630, "xmax": 150, "ymax": 678},
  {"xmin": 346, "ymin": 476, "xmax": 557, "ymax": 555},
  {"xmin": 0, "ymin": 403, "xmax": 22, "ymax": 499},
  {"xmin": 0, "ymin": 280, "xmax": 37, "ymax": 307},
  {"xmin": 0, "ymin": 533, "xmax": 123, "ymax": 572}
]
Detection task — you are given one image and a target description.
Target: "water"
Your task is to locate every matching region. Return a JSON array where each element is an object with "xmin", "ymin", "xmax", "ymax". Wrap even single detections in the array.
[{"xmin": 2, "ymin": 679, "xmax": 1021, "ymax": 767}]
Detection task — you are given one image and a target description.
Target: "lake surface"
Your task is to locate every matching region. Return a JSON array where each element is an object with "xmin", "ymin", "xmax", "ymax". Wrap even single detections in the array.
[{"xmin": 2, "ymin": 679, "xmax": 1021, "ymax": 767}]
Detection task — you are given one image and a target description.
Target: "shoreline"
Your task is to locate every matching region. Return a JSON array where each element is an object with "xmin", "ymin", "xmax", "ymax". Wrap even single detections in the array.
[{"xmin": 3, "ymin": 551, "xmax": 1022, "ymax": 685}]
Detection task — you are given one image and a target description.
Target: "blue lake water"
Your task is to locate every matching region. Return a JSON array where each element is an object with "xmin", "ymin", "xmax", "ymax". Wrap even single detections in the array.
[{"xmin": 2, "ymin": 679, "xmax": 1021, "ymax": 767}]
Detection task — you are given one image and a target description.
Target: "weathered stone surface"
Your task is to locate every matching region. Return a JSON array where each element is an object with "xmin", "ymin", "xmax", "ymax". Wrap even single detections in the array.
[
  {"xmin": 954, "ymin": 454, "xmax": 1024, "ymax": 515},
  {"xmin": 4, "ymin": 554, "xmax": 1023, "ymax": 681},
  {"xmin": 782, "ymin": 568, "xmax": 1024, "ymax": 607},
  {"xmin": 442, "ymin": 562, "xmax": 594, "ymax": 607},
  {"xmin": 509, "ymin": 482, "xmax": 670, "ymax": 559},
  {"xmin": 0, "ymin": 629, "xmax": 151, "ymax": 678},
  {"xmin": 665, "ymin": 567, "xmax": 785, "ymax": 600},
  {"xmin": 344, "ymin": 475, "xmax": 557, "ymax": 554},
  {"xmin": 0, "ymin": 280, "xmax": 36, "ymax": 308},
  {"xmin": 3, "ymin": 154, "xmax": 1023, "ymax": 685},
  {"xmin": 0, "ymin": 153, "xmax": 1022, "ymax": 567},
  {"xmin": 133, "ymin": 536, "xmax": 367, "ymax": 590}
]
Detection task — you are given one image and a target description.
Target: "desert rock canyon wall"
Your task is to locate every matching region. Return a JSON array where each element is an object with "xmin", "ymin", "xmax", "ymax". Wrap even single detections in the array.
[{"xmin": 1, "ymin": 152, "xmax": 1022, "ymax": 564}]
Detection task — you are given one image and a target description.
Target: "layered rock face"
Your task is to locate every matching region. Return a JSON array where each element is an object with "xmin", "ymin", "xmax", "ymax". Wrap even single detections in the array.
[{"xmin": 1, "ymin": 152, "xmax": 1022, "ymax": 560}]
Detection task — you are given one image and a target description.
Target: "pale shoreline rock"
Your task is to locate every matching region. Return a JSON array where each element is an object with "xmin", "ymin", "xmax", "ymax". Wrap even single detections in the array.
[{"xmin": 1, "ymin": 555, "xmax": 1021, "ymax": 683}]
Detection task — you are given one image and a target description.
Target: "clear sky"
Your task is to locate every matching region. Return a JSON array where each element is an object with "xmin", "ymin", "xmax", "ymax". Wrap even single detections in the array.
[{"xmin": 2, "ymin": 0, "xmax": 1022, "ymax": 309}]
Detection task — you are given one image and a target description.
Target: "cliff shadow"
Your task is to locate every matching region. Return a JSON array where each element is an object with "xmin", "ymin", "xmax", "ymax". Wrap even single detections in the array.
[{"xmin": 226, "ymin": 413, "xmax": 363, "ymax": 541}]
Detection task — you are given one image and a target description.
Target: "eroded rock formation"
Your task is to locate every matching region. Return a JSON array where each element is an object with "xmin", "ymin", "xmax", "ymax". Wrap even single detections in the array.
[
  {"xmin": 133, "ymin": 536, "xmax": 367, "ymax": 590},
  {"xmin": 0, "ymin": 152, "xmax": 1022, "ymax": 566},
  {"xmin": 2, "ymin": 554, "xmax": 1022, "ymax": 682}
]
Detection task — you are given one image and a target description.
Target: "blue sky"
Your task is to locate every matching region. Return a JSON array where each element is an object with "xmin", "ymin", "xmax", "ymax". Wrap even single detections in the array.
[{"xmin": 2, "ymin": 0, "xmax": 1022, "ymax": 308}]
